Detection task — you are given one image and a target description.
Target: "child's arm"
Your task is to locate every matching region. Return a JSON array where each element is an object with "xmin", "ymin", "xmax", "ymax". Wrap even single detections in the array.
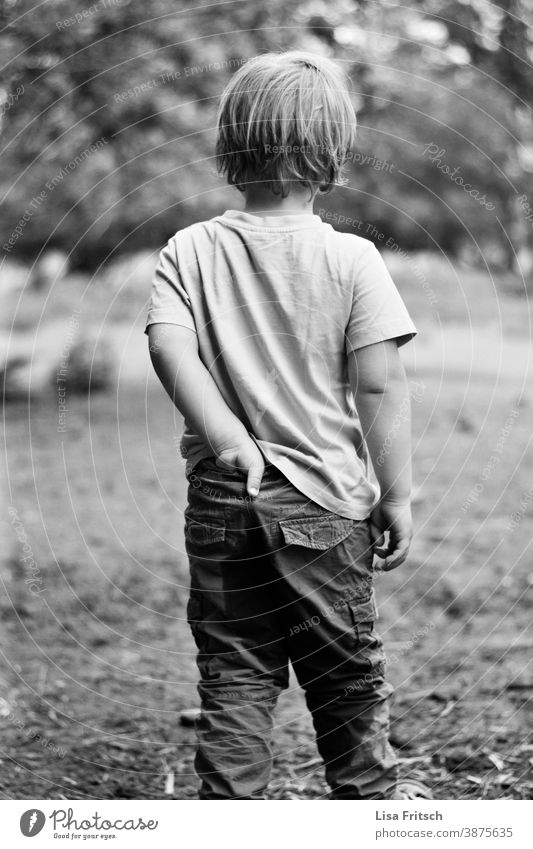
[
  {"xmin": 148, "ymin": 323, "xmax": 264, "ymax": 496},
  {"xmin": 348, "ymin": 339, "xmax": 412, "ymax": 571}
]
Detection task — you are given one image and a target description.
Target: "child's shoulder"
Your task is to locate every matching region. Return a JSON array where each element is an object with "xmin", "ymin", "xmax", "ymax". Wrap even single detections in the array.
[
  {"xmin": 167, "ymin": 217, "xmax": 217, "ymax": 245},
  {"xmin": 325, "ymin": 229, "xmax": 378, "ymax": 273},
  {"xmin": 328, "ymin": 228, "xmax": 376, "ymax": 254},
  {"xmin": 163, "ymin": 219, "xmax": 220, "ymax": 266}
]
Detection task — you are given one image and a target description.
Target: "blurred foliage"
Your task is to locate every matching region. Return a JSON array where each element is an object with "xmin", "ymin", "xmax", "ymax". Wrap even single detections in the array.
[{"xmin": 1, "ymin": 0, "xmax": 533, "ymax": 268}]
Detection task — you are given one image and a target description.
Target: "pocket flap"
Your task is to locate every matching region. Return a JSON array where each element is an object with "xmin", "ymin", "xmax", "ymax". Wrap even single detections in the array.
[
  {"xmin": 349, "ymin": 592, "xmax": 379, "ymax": 623},
  {"xmin": 279, "ymin": 515, "xmax": 355, "ymax": 550}
]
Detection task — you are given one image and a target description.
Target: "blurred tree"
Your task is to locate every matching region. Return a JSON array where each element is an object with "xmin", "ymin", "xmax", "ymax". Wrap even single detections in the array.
[{"xmin": 0, "ymin": 0, "xmax": 531, "ymax": 268}]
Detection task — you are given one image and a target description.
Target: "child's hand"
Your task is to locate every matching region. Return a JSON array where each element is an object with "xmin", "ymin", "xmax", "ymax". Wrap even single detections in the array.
[
  {"xmin": 215, "ymin": 435, "xmax": 265, "ymax": 497},
  {"xmin": 369, "ymin": 499, "xmax": 412, "ymax": 571}
]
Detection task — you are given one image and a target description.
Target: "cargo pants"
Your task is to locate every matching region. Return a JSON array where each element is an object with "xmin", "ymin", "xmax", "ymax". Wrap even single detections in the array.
[{"xmin": 184, "ymin": 457, "xmax": 399, "ymax": 799}]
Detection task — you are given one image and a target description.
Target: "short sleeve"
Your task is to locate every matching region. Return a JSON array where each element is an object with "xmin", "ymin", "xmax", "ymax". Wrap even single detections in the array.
[
  {"xmin": 144, "ymin": 238, "xmax": 197, "ymax": 335},
  {"xmin": 345, "ymin": 242, "xmax": 417, "ymax": 352}
]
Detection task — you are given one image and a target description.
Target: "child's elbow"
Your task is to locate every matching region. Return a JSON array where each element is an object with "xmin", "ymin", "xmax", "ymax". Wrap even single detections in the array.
[{"xmin": 354, "ymin": 378, "xmax": 389, "ymax": 397}]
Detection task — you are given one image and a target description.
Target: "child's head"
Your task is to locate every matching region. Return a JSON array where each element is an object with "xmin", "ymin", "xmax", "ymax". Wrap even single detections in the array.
[{"xmin": 216, "ymin": 51, "xmax": 356, "ymax": 199}]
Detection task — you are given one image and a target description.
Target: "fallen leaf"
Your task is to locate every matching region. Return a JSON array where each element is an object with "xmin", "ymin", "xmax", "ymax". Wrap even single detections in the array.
[
  {"xmin": 164, "ymin": 772, "xmax": 175, "ymax": 795},
  {"xmin": 496, "ymin": 773, "xmax": 515, "ymax": 787},
  {"xmin": 398, "ymin": 755, "xmax": 431, "ymax": 765},
  {"xmin": 438, "ymin": 700, "xmax": 457, "ymax": 718},
  {"xmin": 487, "ymin": 753, "xmax": 505, "ymax": 771},
  {"xmin": 294, "ymin": 756, "xmax": 322, "ymax": 771}
]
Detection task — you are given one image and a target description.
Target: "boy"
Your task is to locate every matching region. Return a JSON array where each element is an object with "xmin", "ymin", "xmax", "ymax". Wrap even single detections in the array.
[{"xmin": 146, "ymin": 52, "xmax": 429, "ymax": 800}]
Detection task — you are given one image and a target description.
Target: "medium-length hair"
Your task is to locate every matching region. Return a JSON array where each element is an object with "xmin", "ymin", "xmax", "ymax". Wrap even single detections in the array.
[{"xmin": 216, "ymin": 51, "xmax": 357, "ymax": 198}]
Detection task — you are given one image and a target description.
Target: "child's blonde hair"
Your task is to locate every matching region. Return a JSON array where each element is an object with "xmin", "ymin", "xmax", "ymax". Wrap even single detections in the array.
[{"xmin": 216, "ymin": 51, "xmax": 356, "ymax": 198}]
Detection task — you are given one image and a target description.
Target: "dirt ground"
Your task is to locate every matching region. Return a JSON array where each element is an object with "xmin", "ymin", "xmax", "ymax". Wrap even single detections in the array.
[{"xmin": 1, "ymin": 361, "xmax": 532, "ymax": 800}]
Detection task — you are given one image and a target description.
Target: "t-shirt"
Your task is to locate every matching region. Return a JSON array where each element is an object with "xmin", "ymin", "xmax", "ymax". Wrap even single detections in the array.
[{"xmin": 144, "ymin": 209, "xmax": 417, "ymax": 519}]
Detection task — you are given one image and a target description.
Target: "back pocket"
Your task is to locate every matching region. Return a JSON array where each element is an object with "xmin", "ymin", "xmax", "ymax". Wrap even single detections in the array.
[
  {"xmin": 279, "ymin": 514, "xmax": 357, "ymax": 550},
  {"xmin": 185, "ymin": 515, "xmax": 226, "ymax": 548}
]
